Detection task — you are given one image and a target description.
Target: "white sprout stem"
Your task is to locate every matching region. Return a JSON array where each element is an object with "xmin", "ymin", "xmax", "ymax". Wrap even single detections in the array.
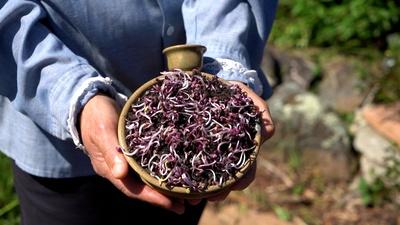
[
  {"xmin": 134, "ymin": 107, "xmax": 146, "ymax": 117},
  {"xmin": 150, "ymin": 110, "xmax": 163, "ymax": 117},
  {"xmin": 158, "ymin": 169, "xmax": 174, "ymax": 183},
  {"xmin": 138, "ymin": 111, "xmax": 153, "ymax": 124},
  {"xmin": 219, "ymin": 176, "xmax": 224, "ymax": 186},
  {"xmin": 125, "ymin": 121, "xmax": 139, "ymax": 130},
  {"xmin": 199, "ymin": 160, "xmax": 216, "ymax": 168},
  {"xmin": 211, "ymin": 119, "xmax": 225, "ymax": 129},
  {"xmin": 203, "ymin": 111, "xmax": 212, "ymax": 126},
  {"xmin": 132, "ymin": 102, "xmax": 145, "ymax": 108},
  {"xmin": 245, "ymin": 112, "xmax": 258, "ymax": 117},
  {"xmin": 147, "ymin": 154, "xmax": 160, "ymax": 170},
  {"xmin": 157, "ymin": 101, "xmax": 162, "ymax": 109},
  {"xmin": 238, "ymin": 145, "xmax": 256, "ymax": 152},
  {"xmin": 121, "ymin": 147, "xmax": 139, "ymax": 156},
  {"xmin": 179, "ymin": 78, "xmax": 189, "ymax": 91},
  {"xmin": 138, "ymin": 123, "xmax": 150, "ymax": 136},
  {"xmin": 217, "ymin": 141, "xmax": 229, "ymax": 152},
  {"xmin": 208, "ymin": 169, "xmax": 217, "ymax": 183}
]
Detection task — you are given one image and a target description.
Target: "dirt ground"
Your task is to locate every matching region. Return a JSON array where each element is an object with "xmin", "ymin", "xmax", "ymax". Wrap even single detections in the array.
[
  {"xmin": 199, "ymin": 203, "xmax": 295, "ymax": 225},
  {"xmin": 198, "ymin": 149, "xmax": 400, "ymax": 225}
]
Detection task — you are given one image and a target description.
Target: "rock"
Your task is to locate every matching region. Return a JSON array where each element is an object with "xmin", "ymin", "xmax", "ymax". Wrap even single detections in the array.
[
  {"xmin": 301, "ymin": 149, "xmax": 354, "ymax": 181},
  {"xmin": 354, "ymin": 125, "xmax": 396, "ymax": 183},
  {"xmin": 352, "ymin": 108, "xmax": 400, "ymax": 183},
  {"xmin": 264, "ymin": 91, "xmax": 353, "ymax": 180},
  {"xmin": 318, "ymin": 58, "xmax": 368, "ymax": 113},
  {"xmin": 363, "ymin": 102, "xmax": 400, "ymax": 147},
  {"xmin": 266, "ymin": 47, "xmax": 318, "ymax": 91},
  {"xmin": 268, "ymin": 82, "xmax": 306, "ymax": 109},
  {"xmin": 268, "ymin": 92, "xmax": 350, "ymax": 152},
  {"xmin": 260, "ymin": 47, "xmax": 280, "ymax": 88}
]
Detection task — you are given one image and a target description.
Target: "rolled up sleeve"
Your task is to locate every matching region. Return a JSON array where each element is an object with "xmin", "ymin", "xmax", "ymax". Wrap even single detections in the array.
[{"xmin": 0, "ymin": 0, "xmax": 118, "ymax": 142}]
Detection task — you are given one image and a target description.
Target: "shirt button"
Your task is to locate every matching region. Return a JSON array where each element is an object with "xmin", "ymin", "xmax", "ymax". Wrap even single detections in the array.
[{"xmin": 166, "ymin": 25, "xmax": 175, "ymax": 36}]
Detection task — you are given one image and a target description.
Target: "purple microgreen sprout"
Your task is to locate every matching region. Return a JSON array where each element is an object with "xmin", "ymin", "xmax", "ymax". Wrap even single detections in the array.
[{"xmin": 123, "ymin": 69, "xmax": 261, "ymax": 191}]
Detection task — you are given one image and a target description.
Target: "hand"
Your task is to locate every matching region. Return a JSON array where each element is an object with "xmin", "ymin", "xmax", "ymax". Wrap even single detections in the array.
[
  {"xmin": 204, "ymin": 81, "xmax": 275, "ymax": 202},
  {"xmin": 79, "ymin": 94, "xmax": 185, "ymax": 214}
]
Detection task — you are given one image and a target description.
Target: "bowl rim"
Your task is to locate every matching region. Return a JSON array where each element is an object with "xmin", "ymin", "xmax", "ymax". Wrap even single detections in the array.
[
  {"xmin": 162, "ymin": 44, "xmax": 207, "ymax": 55},
  {"xmin": 117, "ymin": 71, "xmax": 261, "ymax": 198}
]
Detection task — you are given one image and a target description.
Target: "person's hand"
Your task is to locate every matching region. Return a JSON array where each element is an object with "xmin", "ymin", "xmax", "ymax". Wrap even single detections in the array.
[
  {"xmin": 79, "ymin": 94, "xmax": 185, "ymax": 214},
  {"xmin": 202, "ymin": 81, "xmax": 275, "ymax": 202}
]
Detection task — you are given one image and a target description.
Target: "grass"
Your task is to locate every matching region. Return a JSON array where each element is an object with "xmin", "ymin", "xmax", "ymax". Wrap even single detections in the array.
[{"xmin": 0, "ymin": 153, "xmax": 20, "ymax": 225}]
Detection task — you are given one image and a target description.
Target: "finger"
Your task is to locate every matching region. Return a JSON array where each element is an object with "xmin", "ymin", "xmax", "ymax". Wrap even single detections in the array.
[
  {"xmin": 110, "ymin": 175, "xmax": 185, "ymax": 214},
  {"xmin": 91, "ymin": 96, "xmax": 129, "ymax": 179},
  {"xmin": 187, "ymin": 198, "xmax": 203, "ymax": 206},
  {"xmin": 248, "ymin": 95, "xmax": 274, "ymax": 142},
  {"xmin": 100, "ymin": 134, "xmax": 128, "ymax": 179},
  {"xmin": 259, "ymin": 104, "xmax": 275, "ymax": 143}
]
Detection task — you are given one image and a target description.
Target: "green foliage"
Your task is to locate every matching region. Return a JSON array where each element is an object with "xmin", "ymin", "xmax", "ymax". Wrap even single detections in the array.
[
  {"xmin": 270, "ymin": 0, "xmax": 400, "ymax": 50},
  {"xmin": 374, "ymin": 71, "xmax": 400, "ymax": 103},
  {"xmin": 291, "ymin": 183, "xmax": 305, "ymax": 196},
  {"xmin": 337, "ymin": 112, "xmax": 355, "ymax": 126},
  {"xmin": 373, "ymin": 33, "xmax": 400, "ymax": 103},
  {"xmin": 288, "ymin": 149, "xmax": 301, "ymax": 171},
  {"xmin": 273, "ymin": 205, "xmax": 292, "ymax": 221},
  {"xmin": 385, "ymin": 153, "xmax": 400, "ymax": 184},
  {"xmin": 358, "ymin": 177, "xmax": 385, "ymax": 206},
  {"xmin": 358, "ymin": 150, "xmax": 400, "ymax": 207},
  {"xmin": 244, "ymin": 188, "xmax": 270, "ymax": 209},
  {"xmin": 385, "ymin": 33, "xmax": 400, "ymax": 58},
  {"xmin": 0, "ymin": 153, "xmax": 20, "ymax": 225}
]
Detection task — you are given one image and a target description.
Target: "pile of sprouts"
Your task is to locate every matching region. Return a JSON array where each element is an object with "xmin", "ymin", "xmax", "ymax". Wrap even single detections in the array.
[{"xmin": 122, "ymin": 69, "xmax": 260, "ymax": 191}]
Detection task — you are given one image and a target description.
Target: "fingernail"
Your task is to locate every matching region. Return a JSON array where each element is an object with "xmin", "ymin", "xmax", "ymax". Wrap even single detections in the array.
[
  {"xmin": 188, "ymin": 199, "xmax": 202, "ymax": 206},
  {"xmin": 115, "ymin": 146, "xmax": 123, "ymax": 153},
  {"xmin": 174, "ymin": 204, "xmax": 185, "ymax": 215}
]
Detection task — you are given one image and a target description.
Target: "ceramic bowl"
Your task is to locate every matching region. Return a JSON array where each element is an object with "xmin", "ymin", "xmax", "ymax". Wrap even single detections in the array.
[{"xmin": 117, "ymin": 44, "xmax": 261, "ymax": 198}]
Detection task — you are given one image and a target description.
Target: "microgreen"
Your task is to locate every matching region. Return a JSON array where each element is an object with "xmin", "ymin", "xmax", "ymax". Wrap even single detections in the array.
[{"xmin": 123, "ymin": 69, "xmax": 260, "ymax": 191}]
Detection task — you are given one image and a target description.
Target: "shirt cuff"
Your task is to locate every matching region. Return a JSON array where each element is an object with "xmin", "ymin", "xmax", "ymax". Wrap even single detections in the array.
[
  {"xmin": 202, "ymin": 58, "xmax": 263, "ymax": 96},
  {"xmin": 67, "ymin": 77, "xmax": 127, "ymax": 151}
]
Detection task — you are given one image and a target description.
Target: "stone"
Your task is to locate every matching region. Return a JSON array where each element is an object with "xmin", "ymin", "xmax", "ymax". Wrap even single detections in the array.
[
  {"xmin": 267, "ymin": 92, "xmax": 350, "ymax": 152},
  {"xmin": 354, "ymin": 125, "xmax": 392, "ymax": 161},
  {"xmin": 268, "ymin": 82, "xmax": 306, "ymax": 109},
  {"xmin": 265, "ymin": 47, "xmax": 318, "ymax": 91},
  {"xmin": 264, "ymin": 91, "xmax": 353, "ymax": 180},
  {"xmin": 260, "ymin": 47, "xmax": 280, "ymax": 88},
  {"xmin": 352, "ymin": 108, "xmax": 400, "ymax": 183},
  {"xmin": 362, "ymin": 102, "xmax": 400, "ymax": 147},
  {"xmin": 301, "ymin": 149, "xmax": 354, "ymax": 181},
  {"xmin": 318, "ymin": 58, "xmax": 368, "ymax": 113}
]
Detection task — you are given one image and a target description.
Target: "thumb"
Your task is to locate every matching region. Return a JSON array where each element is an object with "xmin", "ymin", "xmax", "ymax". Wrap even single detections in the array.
[
  {"xmin": 92, "ymin": 95, "xmax": 129, "ymax": 179},
  {"xmin": 100, "ymin": 121, "xmax": 129, "ymax": 179},
  {"xmin": 106, "ymin": 146, "xmax": 128, "ymax": 179}
]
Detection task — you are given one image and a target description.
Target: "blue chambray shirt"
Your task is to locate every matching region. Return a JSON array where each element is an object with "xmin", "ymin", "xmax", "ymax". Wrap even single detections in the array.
[{"xmin": 0, "ymin": 0, "xmax": 277, "ymax": 178}]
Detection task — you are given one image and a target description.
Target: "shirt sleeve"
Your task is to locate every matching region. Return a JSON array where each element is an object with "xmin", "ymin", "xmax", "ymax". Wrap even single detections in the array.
[
  {"xmin": 202, "ymin": 57, "xmax": 264, "ymax": 96},
  {"xmin": 181, "ymin": 0, "xmax": 277, "ymax": 97},
  {"xmin": 0, "ymin": 0, "xmax": 120, "ymax": 143}
]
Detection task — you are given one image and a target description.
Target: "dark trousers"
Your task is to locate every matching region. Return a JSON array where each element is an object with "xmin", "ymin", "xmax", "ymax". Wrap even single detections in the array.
[{"xmin": 12, "ymin": 163, "xmax": 206, "ymax": 225}]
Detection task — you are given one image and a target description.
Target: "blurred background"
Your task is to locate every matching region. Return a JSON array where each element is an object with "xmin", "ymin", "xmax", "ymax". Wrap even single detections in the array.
[
  {"xmin": 199, "ymin": 1, "xmax": 400, "ymax": 224},
  {"xmin": 1, "ymin": 1, "xmax": 400, "ymax": 224}
]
